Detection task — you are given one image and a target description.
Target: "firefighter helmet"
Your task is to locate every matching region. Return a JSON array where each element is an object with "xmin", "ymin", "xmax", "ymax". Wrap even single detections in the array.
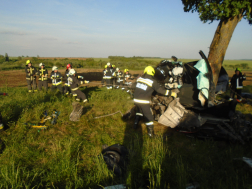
[
  {"xmin": 105, "ymin": 65, "xmax": 107, "ymax": 68},
  {"xmin": 112, "ymin": 64, "xmax": 115, "ymax": 68},
  {"xmin": 116, "ymin": 68, "xmax": 119, "ymax": 71},
  {"xmin": 124, "ymin": 69, "xmax": 129, "ymax": 73},
  {"xmin": 39, "ymin": 62, "xmax": 45, "ymax": 67},
  {"xmin": 235, "ymin": 68, "xmax": 241, "ymax": 72},
  {"xmin": 69, "ymin": 69, "xmax": 76, "ymax": 76},
  {"xmin": 26, "ymin": 60, "xmax": 31, "ymax": 65},
  {"xmin": 52, "ymin": 66, "xmax": 58, "ymax": 71},
  {"xmin": 66, "ymin": 64, "xmax": 72, "ymax": 69},
  {"xmin": 144, "ymin": 66, "xmax": 155, "ymax": 76},
  {"xmin": 107, "ymin": 62, "xmax": 111, "ymax": 66}
]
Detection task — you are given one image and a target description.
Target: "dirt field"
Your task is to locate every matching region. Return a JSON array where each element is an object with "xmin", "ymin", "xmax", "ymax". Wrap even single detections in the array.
[{"xmin": 0, "ymin": 69, "xmax": 251, "ymax": 88}]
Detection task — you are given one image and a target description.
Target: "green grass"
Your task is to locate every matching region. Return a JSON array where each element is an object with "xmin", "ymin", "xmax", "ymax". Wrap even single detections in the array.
[{"xmin": 0, "ymin": 86, "xmax": 252, "ymax": 188}]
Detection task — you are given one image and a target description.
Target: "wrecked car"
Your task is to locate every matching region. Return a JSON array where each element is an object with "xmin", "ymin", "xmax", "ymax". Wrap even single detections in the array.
[{"xmin": 127, "ymin": 51, "xmax": 252, "ymax": 144}]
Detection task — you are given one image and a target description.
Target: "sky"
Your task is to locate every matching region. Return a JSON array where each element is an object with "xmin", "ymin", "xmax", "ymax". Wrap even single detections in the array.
[{"xmin": 0, "ymin": 0, "xmax": 251, "ymax": 59}]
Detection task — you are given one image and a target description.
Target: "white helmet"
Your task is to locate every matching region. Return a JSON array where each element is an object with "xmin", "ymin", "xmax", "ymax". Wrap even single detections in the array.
[
  {"xmin": 107, "ymin": 62, "xmax": 111, "ymax": 66},
  {"xmin": 39, "ymin": 62, "xmax": 45, "ymax": 67},
  {"xmin": 116, "ymin": 68, "xmax": 119, "ymax": 71},
  {"xmin": 52, "ymin": 66, "xmax": 58, "ymax": 71},
  {"xmin": 69, "ymin": 69, "xmax": 76, "ymax": 76}
]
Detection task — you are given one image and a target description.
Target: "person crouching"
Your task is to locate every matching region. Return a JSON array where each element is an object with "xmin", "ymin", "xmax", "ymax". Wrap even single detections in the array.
[
  {"xmin": 68, "ymin": 69, "xmax": 88, "ymax": 103},
  {"xmin": 50, "ymin": 66, "xmax": 63, "ymax": 93}
]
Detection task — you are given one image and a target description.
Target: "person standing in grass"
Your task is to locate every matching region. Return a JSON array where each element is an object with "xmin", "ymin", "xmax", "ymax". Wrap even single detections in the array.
[
  {"xmin": 64, "ymin": 63, "xmax": 72, "ymax": 95},
  {"xmin": 68, "ymin": 69, "xmax": 89, "ymax": 103},
  {"xmin": 133, "ymin": 66, "xmax": 173, "ymax": 138},
  {"xmin": 50, "ymin": 66, "xmax": 63, "ymax": 93},
  {"xmin": 229, "ymin": 68, "xmax": 246, "ymax": 101},
  {"xmin": 101, "ymin": 65, "xmax": 107, "ymax": 87},
  {"xmin": 104, "ymin": 62, "xmax": 113, "ymax": 89},
  {"xmin": 37, "ymin": 63, "xmax": 48, "ymax": 91},
  {"xmin": 25, "ymin": 60, "xmax": 37, "ymax": 93},
  {"xmin": 115, "ymin": 68, "xmax": 124, "ymax": 89}
]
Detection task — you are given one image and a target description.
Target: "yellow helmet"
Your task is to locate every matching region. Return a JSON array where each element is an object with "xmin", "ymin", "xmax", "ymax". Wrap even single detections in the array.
[
  {"xmin": 105, "ymin": 65, "xmax": 107, "ymax": 68},
  {"xmin": 26, "ymin": 60, "xmax": 31, "ymax": 65},
  {"xmin": 235, "ymin": 68, "xmax": 241, "ymax": 72},
  {"xmin": 112, "ymin": 65, "xmax": 115, "ymax": 68},
  {"xmin": 144, "ymin": 66, "xmax": 155, "ymax": 76},
  {"xmin": 124, "ymin": 69, "xmax": 129, "ymax": 73}
]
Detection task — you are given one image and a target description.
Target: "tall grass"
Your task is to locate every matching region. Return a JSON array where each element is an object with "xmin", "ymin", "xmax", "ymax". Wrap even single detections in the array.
[{"xmin": 0, "ymin": 86, "xmax": 252, "ymax": 188}]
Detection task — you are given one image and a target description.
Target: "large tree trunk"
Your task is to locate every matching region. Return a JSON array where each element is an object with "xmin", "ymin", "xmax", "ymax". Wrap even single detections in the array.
[{"xmin": 208, "ymin": 14, "xmax": 243, "ymax": 86}]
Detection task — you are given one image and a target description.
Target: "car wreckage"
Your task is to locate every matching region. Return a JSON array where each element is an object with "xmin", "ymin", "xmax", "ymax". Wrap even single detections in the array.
[{"xmin": 125, "ymin": 51, "xmax": 252, "ymax": 144}]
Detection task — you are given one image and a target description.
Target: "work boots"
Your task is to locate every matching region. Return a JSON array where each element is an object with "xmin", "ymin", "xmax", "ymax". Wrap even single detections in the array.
[{"xmin": 147, "ymin": 125, "xmax": 155, "ymax": 138}]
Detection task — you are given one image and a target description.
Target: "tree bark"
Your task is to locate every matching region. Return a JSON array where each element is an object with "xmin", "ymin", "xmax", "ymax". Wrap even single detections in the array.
[{"xmin": 208, "ymin": 14, "xmax": 243, "ymax": 86}]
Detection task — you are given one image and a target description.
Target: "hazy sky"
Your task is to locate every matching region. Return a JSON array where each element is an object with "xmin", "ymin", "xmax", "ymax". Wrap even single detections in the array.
[{"xmin": 0, "ymin": 0, "xmax": 251, "ymax": 59}]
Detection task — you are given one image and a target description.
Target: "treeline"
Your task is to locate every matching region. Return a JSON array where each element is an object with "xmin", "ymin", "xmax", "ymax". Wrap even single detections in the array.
[
  {"xmin": 0, "ymin": 55, "xmax": 161, "ymax": 71},
  {"xmin": 224, "ymin": 63, "xmax": 250, "ymax": 70},
  {"xmin": 108, "ymin": 56, "xmax": 161, "ymax": 59}
]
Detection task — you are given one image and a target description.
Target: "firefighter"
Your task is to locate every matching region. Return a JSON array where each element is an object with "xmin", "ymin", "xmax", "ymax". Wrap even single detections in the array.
[
  {"xmin": 64, "ymin": 63, "xmax": 72, "ymax": 95},
  {"xmin": 122, "ymin": 69, "xmax": 132, "ymax": 90},
  {"xmin": 37, "ymin": 63, "xmax": 48, "ymax": 91},
  {"xmin": 230, "ymin": 68, "xmax": 246, "ymax": 101},
  {"xmin": 25, "ymin": 60, "xmax": 37, "ymax": 92},
  {"xmin": 112, "ymin": 64, "xmax": 117, "ymax": 87},
  {"xmin": 133, "ymin": 66, "xmax": 173, "ymax": 138},
  {"xmin": 115, "ymin": 68, "xmax": 124, "ymax": 89},
  {"xmin": 68, "ymin": 69, "xmax": 89, "ymax": 103},
  {"xmin": 50, "ymin": 66, "xmax": 63, "ymax": 93},
  {"xmin": 105, "ymin": 62, "xmax": 114, "ymax": 89},
  {"xmin": 102, "ymin": 65, "xmax": 107, "ymax": 87}
]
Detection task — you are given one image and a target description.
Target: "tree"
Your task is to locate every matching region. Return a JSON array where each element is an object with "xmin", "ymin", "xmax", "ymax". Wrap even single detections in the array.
[
  {"xmin": 5, "ymin": 53, "xmax": 9, "ymax": 62},
  {"xmin": 182, "ymin": 0, "xmax": 252, "ymax": 85}
]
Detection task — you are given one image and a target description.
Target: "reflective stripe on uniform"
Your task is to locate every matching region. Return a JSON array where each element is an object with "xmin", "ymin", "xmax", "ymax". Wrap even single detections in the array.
[
  {"xmin": 137, "ymin": 77, "xmax": 153, "ymax": 87},
  {"xmin": 53, "ymin": 82, "xmax": 62, "ymax": 86},
  {"xmin": 136, "ymin": 113, "xmax": 143, "ymax": 116},
  {"xmin": 146, "ymin": 121, "xmax": 154, "ymax": 125},
  {"xmin": 73, "ymin": 94, "xmax": 77, "ymax": 96},
  {"xmin": 171, "ymin": 92, "xmax": 177, "ymax": 98},
  {"xmin": 134, "ymin": 99, "xmax": 150, "ymax": 104},
  {"xmin": 236, "ymin": 78, "xmax": 243, "ymax": 89},
  {"xmin": 165, "ymin": 90, "xmax": 169, "ymax": 96},
  {"xmin": 72, "ymin": 87, "xmax": 78, "ymax": 91}
]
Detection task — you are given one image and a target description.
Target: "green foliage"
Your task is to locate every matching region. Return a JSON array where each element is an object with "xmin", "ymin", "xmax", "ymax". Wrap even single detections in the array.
[
  {"xmin": 0, "ymin": 86, "xmax": 252, "ymax": 188},
  {"xmin": 182, "ymin": 0, "xmax": 252, "ymax": 24}
]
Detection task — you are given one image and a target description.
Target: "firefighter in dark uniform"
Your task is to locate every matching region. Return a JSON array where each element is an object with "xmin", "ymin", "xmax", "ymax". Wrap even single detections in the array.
[
  {"xmin": 115, "ymin": 68, "xmax": 124, "ymax": 89},
  {"xmin": 50, "ymin": 66, "xmax": 63, "ymax": 93},
  {"xmin": 37, "ymin": 63, "xmax": 48, "ymax": 91},
  {"xmin": 101, "ymin": 65, "xmax": 107, "ymax": 87},
  {"xmin": 68, "ymin": 69, "xmax": 89, "ymax": 103},
  {"xmin": 230, "ymin": 68, "xmax": 246, "ymax": 101},
  {"xmin": 25, "ymin": 60, "xmax": 37, "ymax": 93},
  {"xmin": 112, "ymin": 64, "xmax": 117, "ymax": 87},
  {"xmin": 122, "ymin": 69, "xmax": 132, "ymax": 90},
  {"xmin": 133, "ymin": 66, "xmax": 172, "ymax": 137},
  {"xmin": 105, "ymin": 62, "xmax": 114, "ymax": 89},
  {"xmin": 64, "ymin": 64, "xmax": 72, "ymax": 95}
]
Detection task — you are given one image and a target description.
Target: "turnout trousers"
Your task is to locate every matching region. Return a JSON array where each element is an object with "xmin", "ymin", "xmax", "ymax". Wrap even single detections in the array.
[
  {"xmin": 51, "ymin": 84, "xmax": 63, "ymax": 93},
  {"xmin": 38, "ymin": 81, "xmax": 48, "ymax": 91},
  {"xmin": 64, "ymin": 85, "xmax": 71, "ymax": 95},
  {"xmin": 134, "ymin": 103, "xmax": 154, "ymax": 126},
  {"xmin": 72, "ymin": 89, "xmax": 87, "ymax": 102},
  {"xmin": 230, "ymin": 88, "xmax": 242, "ymax": 100},
  {"xmin": 26, "ymin": 79, "xmax": 37, "ymax": 92},
  {"xmin": 106, "ymin": 79, "xmax": 113, "ymax": 88}
]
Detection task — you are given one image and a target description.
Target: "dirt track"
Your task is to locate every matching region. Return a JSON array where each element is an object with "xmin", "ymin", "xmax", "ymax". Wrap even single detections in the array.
[{"xmin": 0, "ymin": 69, "xmax": 251, "ymax": 88}]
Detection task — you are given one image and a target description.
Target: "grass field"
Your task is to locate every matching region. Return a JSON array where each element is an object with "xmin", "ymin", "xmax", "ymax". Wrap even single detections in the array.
[{"xmin": 0, "ymin": 84, "xmax": 252, "ymax": 188}]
